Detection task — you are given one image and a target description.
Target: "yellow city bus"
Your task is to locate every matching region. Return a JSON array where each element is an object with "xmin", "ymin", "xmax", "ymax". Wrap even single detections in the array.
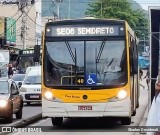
[{"xmin": 42, "ymin": 18, "xmax": 139, "ymax": 126}]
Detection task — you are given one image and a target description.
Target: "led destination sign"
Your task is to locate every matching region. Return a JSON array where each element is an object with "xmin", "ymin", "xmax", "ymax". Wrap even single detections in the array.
[{"xmin": 46, "ymin": 25, "xmax": 124, "ymax": 37}]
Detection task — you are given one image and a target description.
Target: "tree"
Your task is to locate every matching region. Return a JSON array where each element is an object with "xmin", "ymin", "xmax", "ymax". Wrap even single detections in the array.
[{"xmin": 85, "ymin": 0, "xmax": 148, "ymax": 38}]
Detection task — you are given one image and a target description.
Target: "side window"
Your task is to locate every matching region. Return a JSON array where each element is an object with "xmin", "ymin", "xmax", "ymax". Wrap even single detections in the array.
[
  {"xmin": 11, "ymin": 83, "xmax": 15, "ymax": 94},
  {"xmin": 14, "ymin": 82, "xmax": 19, "ymax": 91},
  {"xmin": 129, "ymin": 34, "xmax": 133, "ymax": 73},
  {"xmin": 131, "ymin": 38, "xmax": 138, "ymax": 72},
  {"xmin": 131, "ymin": 36, "xmax": 135, "ymax": 62},
  {"xmin": 11, "ymin": 82, "xmax": 18, "ymax": 94},
  {"xmin": 129, "ymin": 33, "xmax": 138, "ymax": 74},
  {"xmin": 13, "ymin": 82, "xmax": 18, "ymax": 91},
  {"xmin": 134, "ymin": 41, "xmax": 138, "ymax": 66}
]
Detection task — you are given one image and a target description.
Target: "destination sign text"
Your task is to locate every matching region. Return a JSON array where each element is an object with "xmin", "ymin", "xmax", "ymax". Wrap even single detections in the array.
[{"xmin": 46, "ymin": 25, "xmax": 124, "ymax": 37}]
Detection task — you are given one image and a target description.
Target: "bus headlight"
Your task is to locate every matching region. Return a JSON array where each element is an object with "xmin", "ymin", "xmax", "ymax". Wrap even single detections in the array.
[
  {"xmin": 44, "ymin": 91, "xmax": 55, "ymax": 101},
  {"xmin": 0, "ymin": 100, "xmax": 8, "ymax": 107},
  {"xmin": 117, "ymin": 90, "xmax": 127, "ymax": 100},
  {"xmin": 108, "ymin": 89, "xmax": 127, "ymax": 102}
]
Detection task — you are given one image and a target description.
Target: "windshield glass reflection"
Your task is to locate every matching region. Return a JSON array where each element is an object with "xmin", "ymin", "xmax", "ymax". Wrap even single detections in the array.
[
  {"xmin": 0, "ymin": 81, "xmax": 9, "ymax": 94},
  {"xmin": 44, "ymin": 40, "xmax": 127, "ymax": 87},
  {"xmin": 24, "ymin": 76, "xmax": 41, "ymax": 84}
]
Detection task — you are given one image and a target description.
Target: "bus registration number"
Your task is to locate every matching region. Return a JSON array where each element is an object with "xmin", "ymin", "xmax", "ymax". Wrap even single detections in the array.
[{"xmin": 78, "ymin": 106, "xmax": 92, "ymax": 110}]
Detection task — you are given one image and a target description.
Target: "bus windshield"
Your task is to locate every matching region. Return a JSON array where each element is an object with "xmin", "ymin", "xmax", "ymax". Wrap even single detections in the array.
[{"xmin": 44, "ymin": 40, "xmax": 127, "ymax": 87}]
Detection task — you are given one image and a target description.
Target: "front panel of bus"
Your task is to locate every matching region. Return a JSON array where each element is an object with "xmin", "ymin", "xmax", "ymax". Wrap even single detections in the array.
[{"xmin": 42, "ymin": 20, "xmax": 131, "ymax": 117}]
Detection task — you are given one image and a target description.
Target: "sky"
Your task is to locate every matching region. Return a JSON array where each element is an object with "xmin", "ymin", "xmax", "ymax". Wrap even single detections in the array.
[{"xmin": 135, "ymin": 0, "xmax": 160, "ymax": 10}]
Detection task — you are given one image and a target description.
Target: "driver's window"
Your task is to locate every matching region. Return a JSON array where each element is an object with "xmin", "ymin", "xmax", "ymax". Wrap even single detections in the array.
[
  {"xmin": 14, "ymin": 82, "xmax": 19, "ymax": 91},
  {"xmin": 11, "ymin": 82, "xmax": 17, "ymax": 94},
  {"xmin": 11, "ymin": 84, "xmax": 15, "ymax": 94}
]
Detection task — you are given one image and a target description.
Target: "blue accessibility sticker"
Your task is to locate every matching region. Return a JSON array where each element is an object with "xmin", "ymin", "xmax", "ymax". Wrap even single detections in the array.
[{"xmin": 86, "ymin": 74, "xmax": 97, "ymax": 85}]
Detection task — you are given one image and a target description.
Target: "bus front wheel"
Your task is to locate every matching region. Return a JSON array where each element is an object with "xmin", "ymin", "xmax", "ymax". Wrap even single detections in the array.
[
  {"xmin": 121, "ymin": 117, "xmax": 131, "ymax": 125},
  {"xmin": 51, "ymin": 117, "xmax": 63, "ymax": 126}
]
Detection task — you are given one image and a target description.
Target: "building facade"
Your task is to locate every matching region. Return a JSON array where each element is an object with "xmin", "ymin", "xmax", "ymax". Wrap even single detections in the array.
[{"xmin": 0, "ymin": 0, "xmax": 41, "ymax": 49}]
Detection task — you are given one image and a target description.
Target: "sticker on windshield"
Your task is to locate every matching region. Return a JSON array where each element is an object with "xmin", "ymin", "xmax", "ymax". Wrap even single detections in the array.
[{"xmin": 86, "ymin": 74, "xmax": 97, "ymax": 85}]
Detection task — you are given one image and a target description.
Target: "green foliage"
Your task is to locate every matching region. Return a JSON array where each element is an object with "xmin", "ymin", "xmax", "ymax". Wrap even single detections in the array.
[{"xmin": 86, "ymin": 0, "xmax": 148, "ymax": 38}]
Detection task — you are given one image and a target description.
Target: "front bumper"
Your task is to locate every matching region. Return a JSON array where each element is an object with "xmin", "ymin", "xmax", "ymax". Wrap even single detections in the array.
[
  {"xmin": 0, "ymin": 105, "xmax": 12, "ymax": 117},
  {"xmin": 42, "ymin": 97, "xmax": 131, "ymax": 118}
]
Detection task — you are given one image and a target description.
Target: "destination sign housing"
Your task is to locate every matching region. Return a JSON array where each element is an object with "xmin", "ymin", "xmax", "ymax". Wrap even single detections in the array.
[{"xmin": 46, "ymin": 25, "xmax": 124, "ymax": 37}]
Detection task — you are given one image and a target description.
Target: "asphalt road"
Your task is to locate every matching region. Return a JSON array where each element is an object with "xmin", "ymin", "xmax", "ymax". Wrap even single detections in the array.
[
  {"xmin": 9, "ymin": 74, "xmax": 149, "ymax": 135},
  {"xmin": 0, "ymin": 103, "xmax": 42, "ymax": 126}
]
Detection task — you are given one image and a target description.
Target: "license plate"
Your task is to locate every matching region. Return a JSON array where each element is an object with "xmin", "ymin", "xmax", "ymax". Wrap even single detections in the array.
[
  {"xmin": 30, "ymin": 95, "xmax": 39, "ymax": 98},
  {"xmin": 78, "ymin": 106, "xmax": 92, "ymax": 110}
]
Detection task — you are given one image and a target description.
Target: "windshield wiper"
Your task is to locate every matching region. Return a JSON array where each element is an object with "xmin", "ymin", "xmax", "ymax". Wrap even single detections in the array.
[
  {"xmin": 96, "ymin": 39, "xmax": 106, "ymax": 63},
  {"xmin": 95, "ymin": 39, "xmax": 106, "ymax": 82},
  {"xmin": 103, "ymin": 58, "xmax": 114, "ymax": 73},
  {"xmin": 65, "ymin": 40, "xmax": 75, "ymax": 63},
  {"xmin": 65, "ymin": 40, "xmax": 78, "ymax": 84}
]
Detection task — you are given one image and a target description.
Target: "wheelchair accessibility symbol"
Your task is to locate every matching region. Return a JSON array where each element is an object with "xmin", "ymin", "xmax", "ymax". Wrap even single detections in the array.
[{"xmin": 86, "ymin": 74, "xmax": 97, "ymax": 85}]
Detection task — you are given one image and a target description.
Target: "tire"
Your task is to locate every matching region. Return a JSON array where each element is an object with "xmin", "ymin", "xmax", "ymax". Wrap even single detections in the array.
[
  {"xmin": 51, "ymin": 117, "xmax": 63, "ymax": 127},
  {"xmin": 5, "ymin": 113, "xmax": 13, "ymax": 123},
  {"xmin": 16, "ymin": 107, "xmax": 22, "ymax": 119},
  {"xmin": 121, "ymin": 117, "xmax": 131, "ymax": 125}
]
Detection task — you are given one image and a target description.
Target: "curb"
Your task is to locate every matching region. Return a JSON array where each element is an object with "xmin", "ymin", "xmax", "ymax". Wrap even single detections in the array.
[
  {"xmin": 10, "ymin": 113, "xmax": 42, "ymax": 127},
  {"xmin": 138, "ymin": 107, "xmax": 148, "ymax": 126},
  {"xmin": 0, "ymin": 113, "xmax": 42, "ymax": 135}
]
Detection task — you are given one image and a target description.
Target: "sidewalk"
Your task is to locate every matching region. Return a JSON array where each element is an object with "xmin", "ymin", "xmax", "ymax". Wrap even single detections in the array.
[
  {"xmin": 134, "ymin": 70, "xmax": 149, "ymax": 135},
  {"xmin": 138, "ymin": 107, "xmax": 148, "ymax": 127},
  {"xmin": 134, "ymin": 108, "xmax": 148, "ymax": 135},
  {"xmin": 139, "ymin": 70, "xmax": 149, "ymax": 127}
]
